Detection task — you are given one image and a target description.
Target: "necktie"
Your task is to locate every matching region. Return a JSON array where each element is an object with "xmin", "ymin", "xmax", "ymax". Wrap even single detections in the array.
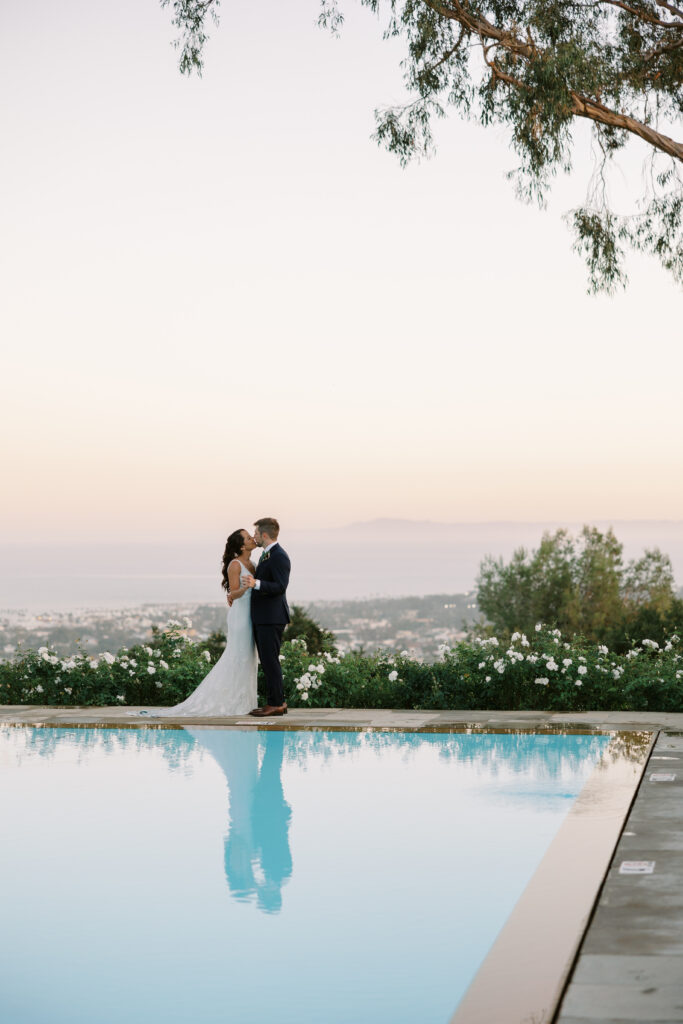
[{"xmin": 259, "ymin": 550, "xmax": 267, "ymax": 565}]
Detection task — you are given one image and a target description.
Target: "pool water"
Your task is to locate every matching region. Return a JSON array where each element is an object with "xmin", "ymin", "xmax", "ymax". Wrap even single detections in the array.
[{"xmin": 0, "ymin": 727, "xmax": 610, "ymax": 1024}]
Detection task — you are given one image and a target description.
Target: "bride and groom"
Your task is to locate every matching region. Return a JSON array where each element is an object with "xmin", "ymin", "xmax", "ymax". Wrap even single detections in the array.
[{"xmin": 149, "ymin": 517, "xmax": 291, "ymax": 718}]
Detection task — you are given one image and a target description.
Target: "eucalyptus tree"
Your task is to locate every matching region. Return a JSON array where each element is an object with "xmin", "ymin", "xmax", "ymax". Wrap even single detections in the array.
[{"xmin": 161, "ymin": 0, "xmax": 682, "ymax": 292}]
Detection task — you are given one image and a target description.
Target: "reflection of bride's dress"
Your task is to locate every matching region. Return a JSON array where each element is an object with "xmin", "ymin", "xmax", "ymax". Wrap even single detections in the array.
[
  {"xmin": 186, "ymin": 728, "xmax": 292, "ymax": 914},
  {"xmin": 146, "ymin": 563, "xmax": 258, "ymax": 717}
]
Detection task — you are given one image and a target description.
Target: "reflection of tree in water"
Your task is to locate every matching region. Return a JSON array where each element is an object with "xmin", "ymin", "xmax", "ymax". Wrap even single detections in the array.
[
  {"xmin": 185, "ymin": 728, "xmax": 292, "ymax": 915},
  {"xmin": 280, "ymin": 728, "xmax": 649, "ymax": 777},
  {"xmin": 1, "ymin": 723, "xmax": 198, "ymax": 771},
  {"xmin": 3, "ymin": 724, "xmax": 649, "ymax": 783}
]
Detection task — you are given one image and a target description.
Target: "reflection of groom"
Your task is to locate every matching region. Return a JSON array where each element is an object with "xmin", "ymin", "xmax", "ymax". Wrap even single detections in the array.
[
  {"xmin": 185, "ymin": 728, "xmax": 292, "ymax": 914},
  {"xmin": 243, "ymin": 517, "xmax": 291, "ymax": 717}
]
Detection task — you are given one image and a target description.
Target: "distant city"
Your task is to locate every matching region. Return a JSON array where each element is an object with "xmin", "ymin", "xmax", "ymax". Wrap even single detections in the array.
[{"xmin": 0, "ymin": 593, "xmax": 481, "ymax": 664}]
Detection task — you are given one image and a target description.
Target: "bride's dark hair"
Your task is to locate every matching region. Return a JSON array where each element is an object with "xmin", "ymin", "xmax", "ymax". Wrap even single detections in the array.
[{"xmin": 221, "ymin": 530, "xmax": 246, "ymax": 592}]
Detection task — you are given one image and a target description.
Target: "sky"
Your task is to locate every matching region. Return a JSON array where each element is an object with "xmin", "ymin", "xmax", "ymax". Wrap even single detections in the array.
[{"xmin": 1, "ymin": 0, "xmax": 682, "ymax": 545}]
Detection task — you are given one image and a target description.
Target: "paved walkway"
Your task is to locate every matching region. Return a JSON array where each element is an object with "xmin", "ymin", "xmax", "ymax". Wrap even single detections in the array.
[
  {"xmin": 556, "ymin": 728, "xmax": 683, "ymax": 1024},
  {"xmin": 2, "ymin": 705, "xmax": 683, "ymax": 731},
  {"xmin": 3, "ymin": 706, "xmax": 683, "ymax": 1023}
]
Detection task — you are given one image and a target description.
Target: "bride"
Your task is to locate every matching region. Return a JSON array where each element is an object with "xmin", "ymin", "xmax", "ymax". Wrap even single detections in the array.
[{"xmin": 137, "ymin": 529, "xmax": 259, "ymax": 717}]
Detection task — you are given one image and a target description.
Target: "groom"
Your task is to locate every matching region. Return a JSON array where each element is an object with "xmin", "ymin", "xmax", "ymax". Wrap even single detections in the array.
[{"xmin": 243, "ymin": 517, "xmax": 291, "ymax": 717}]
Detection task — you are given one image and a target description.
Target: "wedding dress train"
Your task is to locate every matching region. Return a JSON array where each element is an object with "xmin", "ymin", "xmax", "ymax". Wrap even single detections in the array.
[{"xmin": 135, "ymin": 562, "xmax": 258, "ymax": 717}]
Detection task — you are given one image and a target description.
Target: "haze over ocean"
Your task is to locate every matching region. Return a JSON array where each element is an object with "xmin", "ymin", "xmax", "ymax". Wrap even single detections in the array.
[{"xmin": 2, "ymin": 520, "xmax": 682, "ymax": 609}]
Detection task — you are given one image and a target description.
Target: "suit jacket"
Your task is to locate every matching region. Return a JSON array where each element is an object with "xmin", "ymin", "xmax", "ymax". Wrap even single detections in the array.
[{"xmin": 250, "ymin": 543, "xmax": 291, "ymax": 626}]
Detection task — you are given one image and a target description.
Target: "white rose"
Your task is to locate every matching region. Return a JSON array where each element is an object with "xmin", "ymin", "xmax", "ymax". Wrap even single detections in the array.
[
  {"xmin": 147, "ymin": 665, "xmax": 156, "ymax": 675},
  {"xmin": 578, "ymin": 665, "xmax": 587, "ymax": 675},
  {"xmin": 388, "ymin": 670, "xmax": 398, "ymax": 682},
  {"xmin": 535, "ymin": 678, "xmax": 549, "ymax": 686}
]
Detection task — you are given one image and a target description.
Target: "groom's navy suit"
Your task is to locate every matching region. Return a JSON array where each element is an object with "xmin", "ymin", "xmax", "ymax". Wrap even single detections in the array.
[{"xmin": 251, "ymin": 543, "xmax": 291, "ymax": 707}]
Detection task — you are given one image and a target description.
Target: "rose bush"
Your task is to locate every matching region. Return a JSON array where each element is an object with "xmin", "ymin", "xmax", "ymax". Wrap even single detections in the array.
[{"xmin": 1, "ymin": 624, "xmax": 682, "ymax": 712}]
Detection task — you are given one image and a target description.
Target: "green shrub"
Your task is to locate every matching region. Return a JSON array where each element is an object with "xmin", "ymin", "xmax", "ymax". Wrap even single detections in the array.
[{"xmin": 1, "ymin": 622, "xmax": 682, "ymax": 712}]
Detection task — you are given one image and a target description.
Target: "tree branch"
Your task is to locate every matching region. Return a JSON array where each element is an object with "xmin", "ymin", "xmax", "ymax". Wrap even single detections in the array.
[
  {"xmin": 571, "ymin": 92, "xmax": 683, "ymax": 160},
  {"xmin": 654, "ymin": 0, "xmax": 683, "ymax": 22},
  {"xmin": 422, "ymin": 0, "xmax": 683, "ymax": 162},
  {"xmin": 597, "ymin": 0, "xmax": 683, "ymax": 29}
]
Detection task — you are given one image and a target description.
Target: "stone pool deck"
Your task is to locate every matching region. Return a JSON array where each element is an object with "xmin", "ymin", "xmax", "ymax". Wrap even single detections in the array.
[{"xmin": 3, "ymin": 705, "xmax": 683, "ymax": 1024}]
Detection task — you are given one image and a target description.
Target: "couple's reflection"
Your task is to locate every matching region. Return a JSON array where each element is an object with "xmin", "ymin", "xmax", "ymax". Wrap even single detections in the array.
[{"xmin": 184, "ymin": 728, "xmax": 292, "ymax": 914}]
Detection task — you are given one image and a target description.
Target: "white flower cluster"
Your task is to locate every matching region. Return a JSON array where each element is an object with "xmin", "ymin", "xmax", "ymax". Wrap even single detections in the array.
[
  {"xmin": 38, "ymin": 647, "xmax": 59, "ymax": 666},
  {"xmin": 505, "ymin": 649, "xmax": 525, "ymax": 663},
  {"xmin": 295, "ymin": 662, "xmax": 326, "ymax": 701},
  {"xmin": 510, "ymin": 632, "xmax": 530, "ymax": 647}
]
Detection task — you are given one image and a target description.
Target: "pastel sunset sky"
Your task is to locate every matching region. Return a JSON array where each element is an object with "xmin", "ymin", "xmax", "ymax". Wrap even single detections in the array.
[{"xmin": 2, "ymin": 0, "xmax": 681, "ymax": 543}]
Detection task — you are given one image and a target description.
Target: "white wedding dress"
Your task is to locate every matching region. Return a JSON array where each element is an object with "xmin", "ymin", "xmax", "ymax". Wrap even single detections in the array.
[{"xmin": 134, "ymin": 561, "xmax": 258, "ymax": 717}]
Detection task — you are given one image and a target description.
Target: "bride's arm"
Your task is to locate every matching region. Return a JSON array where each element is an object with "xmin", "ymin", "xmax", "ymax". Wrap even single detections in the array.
[{"xmin": 227, "ymin": 560, "xmax": 248, "ymax": 603}]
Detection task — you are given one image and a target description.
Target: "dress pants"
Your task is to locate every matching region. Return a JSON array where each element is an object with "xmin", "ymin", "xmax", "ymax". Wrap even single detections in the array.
[{"xmin": 253, "ymin": 624, "xmax": 286, "ymax": 706}]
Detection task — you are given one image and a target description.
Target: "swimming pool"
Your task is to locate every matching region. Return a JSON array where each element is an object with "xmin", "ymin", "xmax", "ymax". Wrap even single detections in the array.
[{"xmin": 0, "ymin": 726, "xmax": 645, "ymax": 1024}]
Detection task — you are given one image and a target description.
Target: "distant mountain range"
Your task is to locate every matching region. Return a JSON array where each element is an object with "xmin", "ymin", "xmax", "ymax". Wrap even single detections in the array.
[{"xmin": 2, "ymin": 519, "xmax": 683, "ymax": 609}]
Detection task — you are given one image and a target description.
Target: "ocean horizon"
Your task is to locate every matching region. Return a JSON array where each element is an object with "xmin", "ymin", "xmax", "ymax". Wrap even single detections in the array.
[{"xmin": 2, "ymin": 520, "xmax": 682, "ymax": 611}]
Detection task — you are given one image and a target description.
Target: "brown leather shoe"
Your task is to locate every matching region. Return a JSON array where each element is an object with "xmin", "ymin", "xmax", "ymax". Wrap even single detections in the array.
[{"xmin": 249, "ymin": 705, "xmax": 287, "ymax": 717}]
